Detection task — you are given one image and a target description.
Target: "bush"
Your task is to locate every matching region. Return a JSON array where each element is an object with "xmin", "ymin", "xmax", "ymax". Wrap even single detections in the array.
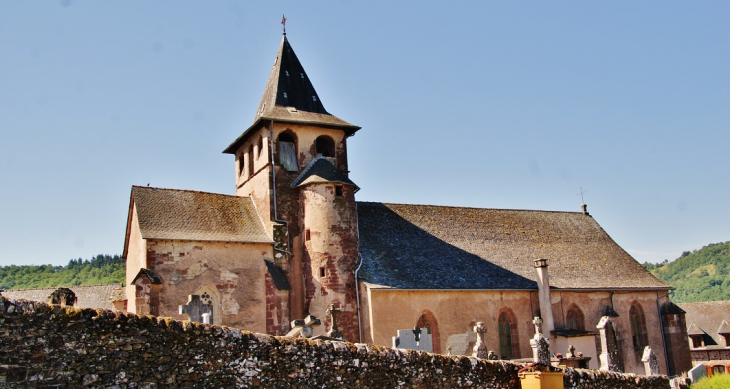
[{"xmin": 691, "ymin": 373, "xmax": 730, "ymax": 389}]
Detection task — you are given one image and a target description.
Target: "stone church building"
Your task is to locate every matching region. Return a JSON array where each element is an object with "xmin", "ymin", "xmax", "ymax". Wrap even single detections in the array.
[{"xmin": 122, "ymin": 33, "xmax": 691, "ymax": 376}]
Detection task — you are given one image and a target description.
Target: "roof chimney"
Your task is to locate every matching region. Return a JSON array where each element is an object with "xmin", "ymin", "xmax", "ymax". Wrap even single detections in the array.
[
  {"xmin": 581, "ymin": 203, "xmax": 589, "ymax": 216},
  {"xmin": 534, "ymin": 259, "xmax": 555, "ymax": 337}
]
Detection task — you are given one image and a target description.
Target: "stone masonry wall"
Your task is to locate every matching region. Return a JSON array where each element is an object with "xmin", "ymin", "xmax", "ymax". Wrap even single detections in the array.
[{"xmin": 0, "ymin": 297, "xmax": 669, "ymax": 388}]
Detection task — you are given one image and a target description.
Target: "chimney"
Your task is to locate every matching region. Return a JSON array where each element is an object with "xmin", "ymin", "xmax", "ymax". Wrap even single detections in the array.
[
  {"xmin": 581, "ymin": 203, "xmax": 589, "ymax": 216},
  {"xmin": 534, "ymin": 258, "xmax": 555, "ymax": 337}
]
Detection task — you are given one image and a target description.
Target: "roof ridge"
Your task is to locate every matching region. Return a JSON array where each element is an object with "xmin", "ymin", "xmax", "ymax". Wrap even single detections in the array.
[
  {"xmin": 4, "ymin": 283, "xmax": 123, "ymax": 292},
  {"xmin": 133, "ymin": 185, "xmax": 247, "ymax": 199},
  {"xmin": 356, "ymin": 201, "xmax": 585, "ymax": 215}
]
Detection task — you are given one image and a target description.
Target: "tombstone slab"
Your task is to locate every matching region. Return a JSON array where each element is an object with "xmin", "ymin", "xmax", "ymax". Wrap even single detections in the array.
[{"xmin": 392, "ymin": 327, "xmax": 432, "ymax": 352}]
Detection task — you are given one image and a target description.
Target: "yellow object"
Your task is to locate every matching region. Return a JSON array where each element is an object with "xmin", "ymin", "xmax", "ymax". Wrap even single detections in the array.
[{"xmin": 518, "ymin": 371, "xmax": 564, "ymax": 389}]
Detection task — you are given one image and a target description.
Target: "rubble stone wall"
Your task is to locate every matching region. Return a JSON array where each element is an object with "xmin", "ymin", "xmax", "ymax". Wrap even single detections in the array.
[{"xmin": 0, "ymin": 297, "xmax": 669, "ymax": 388}]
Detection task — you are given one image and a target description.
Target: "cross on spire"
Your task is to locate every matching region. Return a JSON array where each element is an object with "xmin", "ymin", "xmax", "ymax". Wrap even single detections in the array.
[{"xmin": 281, "ymin": 14, "xmax": 287, "ymax": 35}]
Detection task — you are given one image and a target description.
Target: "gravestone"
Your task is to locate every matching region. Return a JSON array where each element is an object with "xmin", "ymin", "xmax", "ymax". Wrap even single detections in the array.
[
  {"xmin": 47, "ymin": 288, "xmax": 77, "ymax": 307},
  {"xmin": 472, "ymin": 322, "xmax": 488, "ymax": 359},
  {"xmin": 641, "ymin": 346, "xmax": 659, "ymax": 376},
  {"xmin": 286, "ymin": 315, "xmax": 321, "ymax": 338},
  {"xmin": 392, "ymin": 327, "xmax": 433, "ymax": 352},
  {"xmin": 566, "ymin": 344, "xmax": 576, "ymax": 358},
  {"xmin": 597, "ymin": 316, "xmax": 623, "ymax": 372},
  {"xmin": 326, "ymin": 304, "xmax": 343, "ymax": 340},
  {"xmin": 530, "ymin": 316, "xmax": 551, "ymax": 365},
  {"xmin": 446, "ymin": 329, "xmax": 476, "ymax": 356},
  {"xmin": 178, "ymin": 294, "xmax": 213, "ymax": 323},
  {"xmin": 688, "ymin": 364, "xmax": 707, "ymax": 384},
  {"xmin": 488, "ymin": 350, "xmax": 499, "ymax": 360}
]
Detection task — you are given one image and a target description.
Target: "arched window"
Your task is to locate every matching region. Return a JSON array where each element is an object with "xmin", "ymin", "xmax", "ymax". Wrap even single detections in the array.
[
  {"xmin": 498, "ymin": 308, "xmax": 520, "ymax": 359},
  {"xmin": 566, "ymin": 304, "xmax": 585, "ymax": 330},
  {"xmin": 629, "ymin": 302, "xmax": 649, "ymax": 351},
  {"xmin": 315, "ymin": 135, "xmax": 335, "ymax": 158},
  {"xmin": 257, "ymin": 135, "xmax": 264, "ymax": 159},
  {"xmin": 248, "ymin": 145, "xmax": 254, "ymax": 177},
  {"xmin": 416, "ymin": 310, "xmax": 441, "ymax": 354},
  {"xmin": 277, "ymin": 131, "xmax": 298, "ymax": 172},
  {"xmin": 238, "ymin": 153, "xmax": 245, "ymax": 177}
]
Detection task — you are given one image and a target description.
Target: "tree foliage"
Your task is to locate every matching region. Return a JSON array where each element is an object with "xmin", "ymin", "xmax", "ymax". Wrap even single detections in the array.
[
  {"xmin": 642, "ymin": 242, "xmax": 730, "ymax": 303},
  {"xmin": 0, "ymin": 254, "xmax": 124, "ymax": 290},
  {"xmin": 690, "ymin": 373, "xmax": 730, "ymax": 389}
]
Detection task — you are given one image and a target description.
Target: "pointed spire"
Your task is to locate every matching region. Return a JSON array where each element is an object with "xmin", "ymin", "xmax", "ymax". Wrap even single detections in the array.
[
  {"xmin": 224, "ymin": 33, "xmax": 359, "ymax": 155},
  {"xmin": 255, "ymin": 35, "xmax": 329, "ymax": 120}
]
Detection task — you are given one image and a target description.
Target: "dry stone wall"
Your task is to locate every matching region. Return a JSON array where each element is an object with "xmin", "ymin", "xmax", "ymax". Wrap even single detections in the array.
[{"xmin": 0, "ymin": 297, "xmax": 669, "ymax": 388}]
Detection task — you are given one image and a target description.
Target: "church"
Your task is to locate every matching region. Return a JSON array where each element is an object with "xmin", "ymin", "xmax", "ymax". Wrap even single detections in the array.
[{"xmin": 122, "ymin": 32, "xmax": 691, "ymax": 376}]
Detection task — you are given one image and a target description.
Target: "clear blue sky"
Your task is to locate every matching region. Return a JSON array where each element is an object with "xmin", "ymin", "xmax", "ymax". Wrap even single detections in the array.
[{"xmin": 1, "ymin": 1, "xmax": 728, "ymax": 266}]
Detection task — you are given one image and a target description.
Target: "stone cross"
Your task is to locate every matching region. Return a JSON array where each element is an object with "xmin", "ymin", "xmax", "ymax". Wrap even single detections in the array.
[
  {"xmin": 641, "ymin": 346, "xmax": 659, "ymax": 376},
  {"xmin": 285, "ymin": 315, "xmax": 321, "ymax": 338},
  {"xmin": 472, "ymin": 321, "xmax": 488, "ymax": 359},
  {"xmin": 179, "ymin": 295, "xmax": 213, "ymax": 323},
  {"xmin": 326, "ymin": 304, "xmax": 343, "ymax": 340},
  {"xmin": 533, "ymin": 316, "xmax": 543, "ymax": 336}
]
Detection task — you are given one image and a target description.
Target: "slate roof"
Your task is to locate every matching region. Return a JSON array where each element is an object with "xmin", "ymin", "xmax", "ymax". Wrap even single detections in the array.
[
  {"xmin": 1, "ymin": 284, "xmax": 123, "ymax": 310},
  {"xmin": 127, "ymin": 186, "xmax": 273, "ymax": 248},
  {"xmin": 357, "ymin": 202, "xmax": 670, "ymax": 290},
  {"xmin": 678, "ymin": 301, "xmax": 730, "ymax": 348},
  {"xmin": 290, "ymin": 157, "xmax": 359, "ymax": 189},
  {"xmin": 224, "ymin": 35, "xmax": 359, "ymax": 154},
  {"xmin": 265, "ymin": 260, "xmax": 292, "ymax": 290}
]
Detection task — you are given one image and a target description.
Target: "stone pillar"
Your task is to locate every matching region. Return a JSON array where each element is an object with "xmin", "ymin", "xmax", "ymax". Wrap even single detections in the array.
[{"xmin": 533, "ymin": 259, "xmax": 554, "ymax": 337}]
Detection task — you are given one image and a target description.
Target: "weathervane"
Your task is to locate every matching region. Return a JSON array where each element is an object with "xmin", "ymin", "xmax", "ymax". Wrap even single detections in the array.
[
  {"xmin": 281, "ymin": 14, "xmax": 287, "ymax": 35},
  {"xmin": 577, "ymin": 187, "xmax": 587, "ymax": 204}
]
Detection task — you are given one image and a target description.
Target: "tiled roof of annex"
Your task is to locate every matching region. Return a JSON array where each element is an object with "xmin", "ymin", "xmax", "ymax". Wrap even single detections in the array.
[
  {"xmin": 1, "ymin": 284, "xmax": 123, "ymax": 310},
  {"xmin": 356, "ymin": 202, "xmax": 670, "ymax": 291},
  {"xmin": 130, "ymin": 186, "xmax": 272, "ymax": 244},
  {"xmin": 677, "ymin": 301, "xmax": 730, "ymax": 349}
]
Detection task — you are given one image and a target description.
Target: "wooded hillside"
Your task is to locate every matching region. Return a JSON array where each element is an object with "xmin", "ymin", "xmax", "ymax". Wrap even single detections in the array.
[
  {"xmin": 643, "ymin": 241, "xmax": 730, "ymax": 302},
  {"xmin": 0, "ymin": 254, "xmax": 124, "ymax": 290}
]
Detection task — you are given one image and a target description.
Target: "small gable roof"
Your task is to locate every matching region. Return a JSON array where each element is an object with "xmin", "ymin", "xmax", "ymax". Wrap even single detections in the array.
[
  {"xmin": 291, "ymin": 157, "xmax": 359, "ymax": 189},
  {"xmin": 126, "ymin": 186, "xmax": 272, "ymax": 249},
  {"xmin": 357, "ymin": 202, "xmax": 670, "ymax": 290},
  {"xmin": 679, "ymin": 301, "xmax": 730, "ymax": 347}
]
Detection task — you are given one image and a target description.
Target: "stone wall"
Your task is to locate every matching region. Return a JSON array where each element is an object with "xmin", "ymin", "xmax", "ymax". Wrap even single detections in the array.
[{"xmin": 0, "ymin": 297, "xmax": 669, "ymax": 388}]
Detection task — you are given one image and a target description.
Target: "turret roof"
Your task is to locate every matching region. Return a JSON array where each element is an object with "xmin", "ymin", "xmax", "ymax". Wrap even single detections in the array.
[{"xmin": 290, "ymin": 157, "xmax": 359, "ymax": 189}]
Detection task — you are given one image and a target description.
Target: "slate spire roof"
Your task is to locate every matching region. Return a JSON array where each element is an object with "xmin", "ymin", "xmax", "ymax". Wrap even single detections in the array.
[
  {"xmin": 223, "ymin": 34, "xmax": 359, "ymax": 154},
  {"xmin": 255, "ymin": 34, "xmax": 329, "ymax": 120}
]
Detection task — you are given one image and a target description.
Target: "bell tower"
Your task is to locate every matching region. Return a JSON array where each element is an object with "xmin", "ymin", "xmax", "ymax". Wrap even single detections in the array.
[{"xmin": 223, "ymin": 32, "xmax": 361, "ymax": 341}]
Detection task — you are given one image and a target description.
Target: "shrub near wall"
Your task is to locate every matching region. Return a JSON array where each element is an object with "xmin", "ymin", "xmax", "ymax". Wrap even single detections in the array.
[{"xmin": 0, "ymin": 297, "xmax": 668, "ymax": 388}]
